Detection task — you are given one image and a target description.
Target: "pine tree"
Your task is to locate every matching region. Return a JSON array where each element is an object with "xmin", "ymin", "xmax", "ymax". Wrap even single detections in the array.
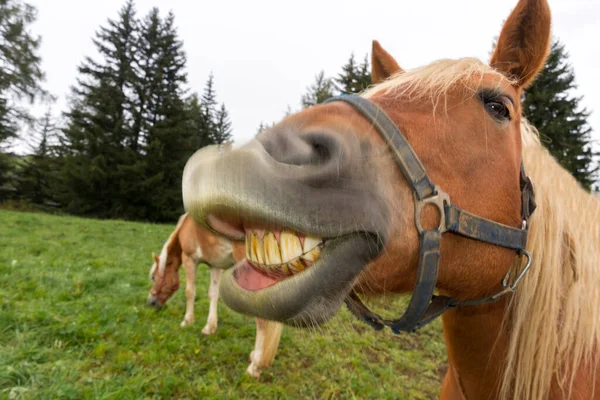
[
  {"xmin": 522, "ymin": 40, "xmax": 598, "ymax": 190},
  {"xmin": 199, "ymin": 73, "xmax": 217, "ymax": 140},
  {"xmin": 198, "ymin": 73, "xmax": 232, "ymax": 145},
  {"xmin": 28, "ymin": 0, "xmax": 243, "ymax": 220},
  {"xmin": 0, "ymin": 97, "xmax": 18, "ymax": 192},
  {"xmin": 301, "ymin": 71, "xmax": 334, "ymax": 108},
  {"xmin": 0, "ymin": 0, "xmax": 48, "ymax": 188},
  {"xmin": 213, "ymin": 103, "xmax": 232, "ymax": 144},
  {"xmin": 186, "ymin": 94, "xmax": 212, "ymax": 149},
  {"xmin": 256, "ymin": 121, "xmax": 274, "ymax": 135},
  {"xmin": 299, "ymin": 53, "xmax": 371, "ymax": 113},
  {"xmin": 201, "ymin": 73, "xmax": 218, "ymax": 116},
  {"xmin": 55, "ymin": 1, "xmax": 233, "ymax": 221},
  {"xmin": 59, "ymin": 1, "xmax": 138, "ymax": 217},
  {"xmin": 136, "ymin": 9, "xmax": 194, "ymax": 221},
  {"xmin": 15, "ymin": 109, "xmax": 60, "ymax": 205},
  {"xmin": 334, "ymin": 53, "xmax": 371, "ymax": 94}
]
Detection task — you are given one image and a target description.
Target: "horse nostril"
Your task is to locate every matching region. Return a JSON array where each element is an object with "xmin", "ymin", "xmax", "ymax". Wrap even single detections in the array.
[
  {"xmin": 309, "ymin": 139, "xmax": 331, "ymax": 163},
  {"xmin": 147, "ymin": 295, "xmax": 161, "ymax": 308},
  {"xmin": 258, "ymin": 130, "xmax": 341, "ymax": 167}
]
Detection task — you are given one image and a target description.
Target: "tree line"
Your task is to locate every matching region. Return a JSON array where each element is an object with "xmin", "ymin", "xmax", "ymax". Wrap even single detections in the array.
[
  {"xmin": 0, "ymin": 0, "xmax": 597, "ymax": 223},
  {"xmin": 1, "ymin": 0, "xmax": 232, "ymax": 221}
]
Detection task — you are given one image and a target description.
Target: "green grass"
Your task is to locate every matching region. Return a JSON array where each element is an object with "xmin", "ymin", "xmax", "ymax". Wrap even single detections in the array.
[{"xmin": 0, "ymin": 210, "xmax": 447, "ymax": 399}]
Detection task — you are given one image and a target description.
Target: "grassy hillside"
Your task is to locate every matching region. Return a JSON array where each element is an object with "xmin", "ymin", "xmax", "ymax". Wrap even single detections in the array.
[{"xmin": 0, "ymin": 210, "xmax": 446, "ymax": 399}]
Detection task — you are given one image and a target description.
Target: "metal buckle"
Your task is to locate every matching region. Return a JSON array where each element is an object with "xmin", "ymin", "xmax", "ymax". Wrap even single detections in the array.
[
  {"xmin": 414, "ymin": 186, "xmax": 450, "ymax": 234},
  {"xmin": 491, "ymin": 249, "xmax": 533, "ymax": 300}
]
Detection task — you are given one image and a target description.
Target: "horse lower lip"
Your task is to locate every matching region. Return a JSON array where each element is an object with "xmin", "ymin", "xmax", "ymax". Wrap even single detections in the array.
[{"xmin": 220, "ymin": 233, "xmax": 383, "ymax": 326}]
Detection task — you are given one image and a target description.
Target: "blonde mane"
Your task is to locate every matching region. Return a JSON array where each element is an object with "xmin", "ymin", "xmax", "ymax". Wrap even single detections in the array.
[
  {"xmin": 156, "ymin": 213, "xmax": 188, "ymax": 274},
  {"xmin": 363, "ymin": 58, "xmax": 515, "ymax": 110},
  {"xmin": 364, "ymin": 61, "xmax": 600, "ymax": 399},
  {"xmin": 501, "ymin": 121, "xmax": 600, "ymax": 400}
]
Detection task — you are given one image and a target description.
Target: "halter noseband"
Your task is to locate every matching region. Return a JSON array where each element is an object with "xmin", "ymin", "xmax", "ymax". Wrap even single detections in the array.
[{"xmin": 323, "ymin": 95, "xmax": 537, "ymax": 334}]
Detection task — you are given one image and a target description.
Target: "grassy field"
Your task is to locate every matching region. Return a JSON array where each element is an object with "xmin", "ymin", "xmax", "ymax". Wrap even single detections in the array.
[{"xmin": 0, "ymin": 210, "xmax": 447, "ymax": 399}]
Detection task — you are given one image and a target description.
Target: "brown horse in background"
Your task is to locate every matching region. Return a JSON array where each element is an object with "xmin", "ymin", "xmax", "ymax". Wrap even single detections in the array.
[
  {"xmin": 147, "ymin": 213, "xmax": 283, "ymax": 377},
  {"xmin": 181, "ymin": 0, "xmax": 600, "ymax": 398}
]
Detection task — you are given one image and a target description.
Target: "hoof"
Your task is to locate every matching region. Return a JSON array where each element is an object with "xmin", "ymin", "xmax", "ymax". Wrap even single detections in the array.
[
  {"xmin": 246, "ymin": 362, "xmax": 261, "ymax": 378},
  {"xmin": 180, "ymin": 319, "xmax": 194, "ymax": 328},
  {"xmin": 202, "ymin": 324, "xmax": 217, "ymax": 335}
]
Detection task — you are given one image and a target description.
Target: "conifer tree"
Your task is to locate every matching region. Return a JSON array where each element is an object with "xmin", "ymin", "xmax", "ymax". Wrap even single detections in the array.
[
  {"xmin": 256, "ymin": 122, "xmax": 273, "ymax": 135},
  {"xmin": 198, "ymin": 74, "xmax": 232, "ymax": 145},
  {"xmin": 137, "ymin": 9, "xmax": 194, "ymax": 220},
  {"xmin": 213, "ymin": 103, "xmax": 232, "ymax": 144},
  {"xmin": 0, "ymin": 0, "xmax": 47, "ymax": 188},
  {"xmin": 54, "ymin": 1, "xmax": 232, "ymax": 220},
  {"xmin": 522, "ymin": 40, "xmax": 598, "ymax": 189},
  {"xmin": 15, "ymin": 110, "xmax": 60, "ymax": 205},
  {"xmin": 300, "ymin": 53, "xmax": 372, "ymax": 112},
  {"xmin": 199, "ymin": 73, "xmax": 217, "ymax": 140},
  {"xmin": 186, "ymin": 94, "xmax": 212, "ymax": 149},
  {"xmin": 334, "ymin": 53, "xmax": 371, "ymax": 94},
  {"xmin": 59, "ymin": 1, "xmax": 137, "ymax": 217},
  {"xmin": 201, "ymin": 73, "xmax": 218, "ymax": 116},
  {"xmin": 301, "ymin": 71, "xmax": 334, "ymax": 108},
  {"xmin": 0, "ymin": 98, "xmax": 17, "ymax": 192}
]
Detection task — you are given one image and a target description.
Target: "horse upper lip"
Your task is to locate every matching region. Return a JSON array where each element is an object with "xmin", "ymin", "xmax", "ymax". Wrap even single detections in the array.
[
  {"xmin": 205, "ymin": 214, "xmax": 245, "ymax": 241},
  {"xmin": 182, "ymin": 140, "xmax": 390, "ymax": 244}
]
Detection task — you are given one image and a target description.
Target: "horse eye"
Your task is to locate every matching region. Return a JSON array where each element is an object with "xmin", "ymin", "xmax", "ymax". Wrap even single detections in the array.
[
  {"xmin": 151, "ymin": 275, "xmax": 155, "ymax": 282},
  {"xmin": 483, "ymin": 96, "xmax": 511, "ymax": 121}
]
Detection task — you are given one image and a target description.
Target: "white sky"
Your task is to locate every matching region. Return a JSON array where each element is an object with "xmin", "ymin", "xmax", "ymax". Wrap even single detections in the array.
[{"xmin": 25, "ymin": 0, "xmax": 599, "ymax": 151}]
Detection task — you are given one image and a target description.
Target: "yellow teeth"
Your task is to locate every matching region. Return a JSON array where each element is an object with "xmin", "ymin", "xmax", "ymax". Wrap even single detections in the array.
[
  {"xmin": 301, "ymin": 246, "xmax": 321, "ymax": 262},
  {"xmin": 302, "ymin": 235, "xmax": 321, "ymax": 252},
  {"xmin": 249, "ymin": 233, "xmax": 265, "ymax": 264},
  {"xmin": 245, "ymin": 229, "xmax": 323, "ymax": 276},
  {"xmin": 287, "ymin": 258, "xmax": 305, "ymax": 273},
  {"xmin": 280, "ymin": 263, "xmax": 291, "ymax": 276},
  {"xmin": 263, "ymin": 232, "xmax": 282, "ymax": 265},
  {"xmin": 280, "ymin": 230, "xmax": 303, "ymax": 262}
]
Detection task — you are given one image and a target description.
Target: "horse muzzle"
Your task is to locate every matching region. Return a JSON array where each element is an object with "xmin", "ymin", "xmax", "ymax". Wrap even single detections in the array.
[{"xmin": 147, "ymin": 294, "xmax": 163, "ymax": 309}]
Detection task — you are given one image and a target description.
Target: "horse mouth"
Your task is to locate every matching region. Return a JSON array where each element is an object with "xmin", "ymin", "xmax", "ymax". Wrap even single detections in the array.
[
  {"xmin": 147, "ymin": 294, "xmax": 163, "ymax": 309},
  {"xmin": 207, "ymin": 215, "xmax": 382, "ymax": 327},
  {"xmin": 182, "ymin": 140, "xmax": 388, "ymax": 327},
  {"xmin": 240, "ymin": 228, "xmax": 323, "ymax": 285}
]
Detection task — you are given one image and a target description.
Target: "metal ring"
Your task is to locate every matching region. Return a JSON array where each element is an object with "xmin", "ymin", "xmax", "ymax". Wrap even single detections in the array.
[
  {"xmin": 501, "ymin": 249, "xmax": 533, "ymax": 290},
  {"xmin": 512, "ymin": 250, "xmax": 533, "ymax": 289},
  {"xmin": 414, "ymin": 187, "xmax": 450, "ymax": 234}
]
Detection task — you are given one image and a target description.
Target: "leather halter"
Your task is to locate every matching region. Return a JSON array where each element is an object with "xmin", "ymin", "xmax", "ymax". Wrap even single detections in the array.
[{"xmin": 323, "ymin": 94, "xmax": 537, "ymax": 334}]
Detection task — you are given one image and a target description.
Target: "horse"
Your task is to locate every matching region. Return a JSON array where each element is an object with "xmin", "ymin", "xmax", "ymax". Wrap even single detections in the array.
[
  {"xmin": 147, "ymin": 213, "xmax": 283, "ymax": 377},
  {"xmin": 180, "ymin": 0, "xmax": 600, "ymax": 398}
]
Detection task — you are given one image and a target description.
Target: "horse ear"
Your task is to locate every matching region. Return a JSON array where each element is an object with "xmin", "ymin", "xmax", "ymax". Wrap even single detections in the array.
[
  {"xmin": 371, "ymin": 40, "xmax": 403, "ymax": 84},
  {"xmin": 489, "ymin": 0, "xmax": 551, "ymax": 89},
  {"xmin": 152, "ymin": 252, "xmax": 159, "ymax": 263}
]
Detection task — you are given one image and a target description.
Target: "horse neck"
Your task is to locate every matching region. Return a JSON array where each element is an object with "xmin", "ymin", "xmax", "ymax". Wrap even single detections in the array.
[
  {"xmin": 441, "ymin": 300, "xmax": 508, "ymax": 399},
  {"xmin": 160, "ymin": 214, "xmax": 188, "ymax": 268},
  {"xmin": 441, "ymin": 128, "xmax": 600, "ymax": 400}
]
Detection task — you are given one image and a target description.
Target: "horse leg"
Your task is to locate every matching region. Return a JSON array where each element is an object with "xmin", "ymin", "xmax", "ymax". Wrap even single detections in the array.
[
  {"xmin": 247, "ymin": 318, "xmax": 283, "ymax": 378},
  {"xmin": 180, "ymin": 254, "xmax": 197, "ymax": 328},
  {"xmin": 202, "ymin": 267, "xmax": 222, "ymax": 335}
]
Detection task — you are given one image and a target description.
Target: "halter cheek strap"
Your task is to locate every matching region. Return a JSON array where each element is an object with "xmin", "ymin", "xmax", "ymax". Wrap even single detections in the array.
[{"xmin": 323, "ymin": 94, "xmax": 536, "ymax": 333}]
